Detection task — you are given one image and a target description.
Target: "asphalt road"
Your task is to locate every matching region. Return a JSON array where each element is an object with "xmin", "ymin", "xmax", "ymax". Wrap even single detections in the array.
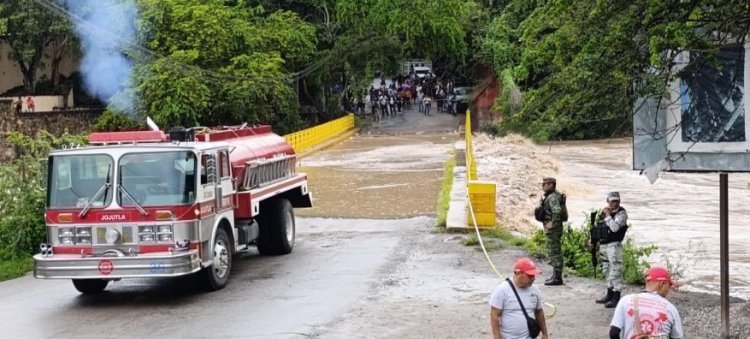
[{"xmin": 0, "ymin": 218, "xmax": 427, "ymax": 338}]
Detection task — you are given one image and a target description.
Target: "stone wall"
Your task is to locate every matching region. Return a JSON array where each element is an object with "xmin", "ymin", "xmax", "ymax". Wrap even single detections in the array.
[{"xmin": 0, "ymin": 99, "xmax": 101, "ymax": 162}]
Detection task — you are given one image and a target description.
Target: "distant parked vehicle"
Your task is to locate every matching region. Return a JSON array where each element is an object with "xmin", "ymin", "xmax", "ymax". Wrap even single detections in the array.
[
  {"xmin": 453, "ymin": 86, "xmax": 472, "ymax": 113},
  {"xmin": 413, "ymin": 66, "xmax": 432, "ymax": 80},
  {"xmin": 402, "ymin": 59, "xmax": 432, "ymax": 76}
]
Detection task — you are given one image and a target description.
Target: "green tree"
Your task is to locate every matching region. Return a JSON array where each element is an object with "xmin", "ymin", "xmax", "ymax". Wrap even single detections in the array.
[
  {"xmin": 336, "ymin": 0, "xmax": 475, "ymax": 70},
  {"xmin": 480, "ymin": 0, "xmax": 750, "ymax": 141},
  {"xmin": 0, "ymin": 0, "xmax": 75, "ymax": 94},
  {"xmin": 92, "ymin": 109, "xmax": 142, "ymax": 132},
  {"xmin": 132, "ymin": 0, "xmax": 316, "ymax": 133}
]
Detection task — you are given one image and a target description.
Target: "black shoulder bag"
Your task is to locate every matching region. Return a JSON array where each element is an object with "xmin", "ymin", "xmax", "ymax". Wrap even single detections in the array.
[{"xmin": 506, "ymin": 278, "xmax": 542, "ymax": 338}]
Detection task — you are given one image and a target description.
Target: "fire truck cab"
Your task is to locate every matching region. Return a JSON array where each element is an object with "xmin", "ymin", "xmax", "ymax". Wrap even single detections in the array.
[{"xmin": 34, "ymin": 125, "xmax": 312, "ymax": 293}]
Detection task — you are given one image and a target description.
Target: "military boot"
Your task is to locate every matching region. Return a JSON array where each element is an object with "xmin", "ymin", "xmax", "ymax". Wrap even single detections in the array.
[
  {"xmin": 544, "ymin": 273, "xmax": 556, "ymax": 285},
  {"xmin": 604, "ymin": 291, "xmax": 621, "ymax": 308},
  {"xmin": 544, "ymin": 270, "xmax": 563, "ymax": 286},
  {"xmin": 595, "ymin": 288, "xmax": 613, "ymax": 304}
]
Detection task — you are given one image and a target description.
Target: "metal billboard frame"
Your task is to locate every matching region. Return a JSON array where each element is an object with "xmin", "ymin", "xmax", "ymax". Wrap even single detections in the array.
[{"xmin": 632, "ymin": 39, "xmax": 749, "ymax": 339}]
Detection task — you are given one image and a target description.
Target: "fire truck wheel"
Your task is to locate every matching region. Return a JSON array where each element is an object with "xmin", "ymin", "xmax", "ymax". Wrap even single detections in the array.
[
  {"xmin": 257, "ymin": 199, "xmax": 295, "ymax": 255},
  {"xmin": 201, "ymin": 227, "xmax": 232, "ymax": 291},
  {"xmin": 72, "ymin": 279, "xmax": 109, "ymax": 294}
]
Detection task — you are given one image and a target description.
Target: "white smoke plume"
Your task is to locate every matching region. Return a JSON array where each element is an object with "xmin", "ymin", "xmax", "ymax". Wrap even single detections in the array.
[{"xmin": 55, "ymin": 0, "xmax": 138, "ymax": 113}]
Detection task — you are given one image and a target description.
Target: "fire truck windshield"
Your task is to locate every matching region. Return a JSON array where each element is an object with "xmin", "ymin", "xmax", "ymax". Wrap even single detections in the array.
[
  {"xmin": 47, "ymin": 154, "xmax": 115, "ymax": 209},
  {"xmin": 118, "ymin": 151, "xmax": 197, "ymax": 207}
]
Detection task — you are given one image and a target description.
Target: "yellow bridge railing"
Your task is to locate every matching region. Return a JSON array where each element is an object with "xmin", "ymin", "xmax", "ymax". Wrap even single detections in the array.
[
  {"xmin": 465, "ymin": 110, "xmax": 477, "ymax": 180},
  {"xmin": 284, "ymin": 114, "xmax": 355, "ymax": 154},
  {"xmin": 465, "ymin": 110, "xmax": 496, "ymax": 228}
]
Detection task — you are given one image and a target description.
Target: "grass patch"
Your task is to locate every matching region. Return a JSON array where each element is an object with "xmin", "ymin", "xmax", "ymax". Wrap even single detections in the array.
[
  {"xmin": 436, "ymin": 157, "xmax": 456, "ymax": 227},
  {"xmin": 461, "ymin": 226, "xmax": 527, "ymax": 252},
  {"xmin": 462, "ymin": 234, "xmax": 507, "ymax": 252},
  {"xmin": 0, "ymin": 256, "xmax": 34, "ymax": 281}
]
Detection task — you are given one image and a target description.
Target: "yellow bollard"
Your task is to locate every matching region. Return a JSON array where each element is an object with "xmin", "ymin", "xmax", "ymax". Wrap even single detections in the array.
[{"xmin": 467, "ymin": 180, "xmax": 496, "ymax": 228}]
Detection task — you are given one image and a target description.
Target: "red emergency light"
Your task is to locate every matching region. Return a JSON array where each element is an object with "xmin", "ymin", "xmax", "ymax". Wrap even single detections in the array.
[{"xmin": 88, "ymin": 130, "xmax": 167, "ymax": 144}]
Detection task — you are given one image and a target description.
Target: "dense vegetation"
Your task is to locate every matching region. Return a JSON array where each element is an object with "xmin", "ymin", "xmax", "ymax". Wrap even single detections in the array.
[
  {"xmin": 478, "ymin": 1, "xmax": 750, "ymax": 141},
  {"xmin": 1, "ymin": 0, "xmax": 478, "ymax": 134},
  {"xmin": 2, "ymin": 1, "xmax": 749, "ymax": 139},
  {"xmin": 0, "ymin": 131, "xmax": 86, "ymax": 279}
]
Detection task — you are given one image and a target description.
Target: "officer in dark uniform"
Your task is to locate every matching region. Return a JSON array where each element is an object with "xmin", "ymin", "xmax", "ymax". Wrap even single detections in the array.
[{"xmin": 540, "ymin": 177, "xmax": 565, "ymax": 286}]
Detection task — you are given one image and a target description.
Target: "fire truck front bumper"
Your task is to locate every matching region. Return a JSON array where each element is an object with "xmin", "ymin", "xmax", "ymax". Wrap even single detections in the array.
[{"xmin": 33, "ymin": 250, "xmax": 202, "ymax": 279}]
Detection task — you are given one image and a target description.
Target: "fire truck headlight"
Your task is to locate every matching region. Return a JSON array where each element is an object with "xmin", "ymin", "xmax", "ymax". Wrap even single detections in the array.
[
  {"xmin": 105, "ymin": 229, "xmax": 120, "ymax": 244},
  {"xmin": 58, "ymin": 227, "xmax": 75, "ymax": 244},
  {"xmin": 138, "ymin": 225, "xmax": 156, "ymax": 243},
  {"xmin": 157, "ymin": 225, "xmax": 172, "ymax": 242},
  {"xmin": 59, "ymin": 227, "xmax": 74, "ymax": 238},
  {"xmin": 76, "ymin": 227, "xmax": 92, "ymax": 244}
]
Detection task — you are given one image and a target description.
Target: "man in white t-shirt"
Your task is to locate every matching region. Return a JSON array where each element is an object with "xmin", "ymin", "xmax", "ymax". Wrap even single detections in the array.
[
  {"xmin": 609, "ymin": 266, "xmax": 683, "ymax": 339},
  {"xmin": 489, "ymin": 257, "xmax": 549, "ymax": 339}
]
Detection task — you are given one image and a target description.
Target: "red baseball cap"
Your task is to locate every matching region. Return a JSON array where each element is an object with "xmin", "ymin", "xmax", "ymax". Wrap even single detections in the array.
[
  {"xmin": 514, "ymin": 257, "xmax": 541, "ymax": 276},
  {"xmin": 645, "ymin": 266, "xmax": 679, "ymax": 288}
]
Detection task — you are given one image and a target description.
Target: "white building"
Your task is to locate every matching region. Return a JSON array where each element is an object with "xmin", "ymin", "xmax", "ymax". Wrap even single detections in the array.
[{"xmin": 0, "ymin": 39, "xmax": 80, "ymax": 111}]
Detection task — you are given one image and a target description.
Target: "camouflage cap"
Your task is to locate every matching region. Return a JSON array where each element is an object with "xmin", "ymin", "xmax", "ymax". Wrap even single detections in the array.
[
  {"xmin": 607, "ymin": 191, "xmax": 621, "ymax": 201},
  {"xmin": 542, "ymin": 177, "xmax": 556, "ymax": 184}
]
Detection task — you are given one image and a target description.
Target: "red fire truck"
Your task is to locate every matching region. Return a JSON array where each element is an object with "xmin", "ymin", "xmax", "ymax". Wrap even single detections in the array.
[{"xmin": 33, "ymin": 125, "xmax": 312, "ymax": 293}]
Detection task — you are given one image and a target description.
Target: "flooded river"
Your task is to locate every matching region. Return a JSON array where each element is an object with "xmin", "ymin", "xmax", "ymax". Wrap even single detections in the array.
[
  {"xmin": 297, "ymin": 134, "xmax": 456, "ymax": 219},
  {"xmin": 297, "ymin": 126, "xmax": 749, "ymax": 299},
  {"xmin": 545, "ymin": 138, "xmax": 750, "ymax": 299}
]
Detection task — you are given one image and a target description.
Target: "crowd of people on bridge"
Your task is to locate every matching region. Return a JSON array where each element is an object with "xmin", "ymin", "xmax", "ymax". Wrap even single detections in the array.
[{"xmin": 348, "ymin": 70, "xmax": 461, "ymax": 122}]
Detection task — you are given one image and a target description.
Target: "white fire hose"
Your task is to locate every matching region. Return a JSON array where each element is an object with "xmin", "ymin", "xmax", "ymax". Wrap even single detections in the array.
[{"xmin": 467, "ymin": 196, "xmax": 557, "ymax": 319}]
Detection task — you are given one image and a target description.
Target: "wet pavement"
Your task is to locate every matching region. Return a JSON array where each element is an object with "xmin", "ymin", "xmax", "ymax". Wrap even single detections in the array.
[
  {"xmin": 0, "ymin": 218, "xmax": 429, "ymax": 338},
  {"xmin": 545, "ymin": 138, "xmax": 750, "ymax": 299}
]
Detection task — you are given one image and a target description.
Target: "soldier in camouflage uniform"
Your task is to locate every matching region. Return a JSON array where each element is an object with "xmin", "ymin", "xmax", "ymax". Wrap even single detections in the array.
[
  {"xmin": 541, "ymin": 177, "xmax": 565, "ymax": 286},
  {"xmin": 595, "ymin": 191, "xmax": 628, "ymax": 308}
]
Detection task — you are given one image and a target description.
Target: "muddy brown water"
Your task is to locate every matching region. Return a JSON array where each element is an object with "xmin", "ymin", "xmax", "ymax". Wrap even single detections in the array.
[
  {"xmin": 297, "ymin": 133, "xmax": 457, "ymax": 219},
  {"xmin": 545, "ymin": 138, "xmax": 750, "ymax": 299}
]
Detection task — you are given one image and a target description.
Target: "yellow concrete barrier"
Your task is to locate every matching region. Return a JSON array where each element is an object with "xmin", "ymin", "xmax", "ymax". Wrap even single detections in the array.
[
  {"xmin": 465, "ymin": 109, "xmax": 496, "ymax": 228},
  {"xmin": 284, "ymin": 113, "xmax": 355, "ymax": 154},
  {"xmin": 467, "ymin": 180, "xmax": 497, "ymax": 227}
]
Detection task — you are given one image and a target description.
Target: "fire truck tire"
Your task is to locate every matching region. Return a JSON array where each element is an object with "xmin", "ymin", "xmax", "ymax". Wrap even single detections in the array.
[
  {"xmin": 257, "ymin": 199, "xmax": 295, "ymax": 255},
  {"xmin": 200, "ymin": 227, "xmax": 232, "ymax": 291},
  {"xmin": 72, "ymin": 279, "xmax": 109, "ymax": 294}
]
